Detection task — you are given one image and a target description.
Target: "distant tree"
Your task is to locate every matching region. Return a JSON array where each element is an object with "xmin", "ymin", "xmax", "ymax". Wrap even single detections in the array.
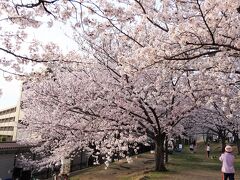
[{"xmin": 183, "ymin": 85, "xmax": 240, "ymax": 152}]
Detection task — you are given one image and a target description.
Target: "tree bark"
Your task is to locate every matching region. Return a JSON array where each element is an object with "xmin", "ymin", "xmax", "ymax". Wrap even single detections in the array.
[
  {"xmin": 165, "ymin": 138, "xmax": 169, "ymax": 163},
  {"xmin": 155, "ymin": 134, "xmax": 167, "ymax": 171},
  {"xmin": 220, "ymin": 134, "xmax": 226, "ymax": 153},
  {"xmin": 233, "ymin": 132, "xmax": 240, "ymax": 154},
  {"xmin": 236, "ymin": 138, "xmax": 240, "ymax": 155}
]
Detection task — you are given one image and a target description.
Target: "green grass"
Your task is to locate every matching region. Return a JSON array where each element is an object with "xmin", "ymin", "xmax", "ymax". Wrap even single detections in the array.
[{"xmin": 70, "ymin": 142, "xmax": 240, "ymax": 180}]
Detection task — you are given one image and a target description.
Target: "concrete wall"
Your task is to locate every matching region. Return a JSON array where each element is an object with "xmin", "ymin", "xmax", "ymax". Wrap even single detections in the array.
[{"xmin": 0, "ymin": 154, "xmax": 14, "ymax": 179}]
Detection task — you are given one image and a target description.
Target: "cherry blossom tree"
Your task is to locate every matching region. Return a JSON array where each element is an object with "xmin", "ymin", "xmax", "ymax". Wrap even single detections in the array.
[
  {"xmin": 1, "ymin": 0, "xmax": 239, "ymax": 172},
  {"xmin": 185, "ymin": 108, "xmax": 232, "ymax": 152},
  {"xmin": 0, "ymin": 0, "xmax": 239, "ymax": 75},
  {"xmin": 21, "ymin": 57, "xmax": 203, "ymax": 171},
  {"xmin": 183, "ymin": 82, "xmax": 240, "ymax": 152}
]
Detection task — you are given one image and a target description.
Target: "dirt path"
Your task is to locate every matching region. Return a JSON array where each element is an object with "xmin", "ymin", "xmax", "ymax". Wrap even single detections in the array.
[
  {"xmin": 70, "ymin": 152, "xmax": 239, "ymax": 180},
  {"xmin": 71, "ymin": 154, "xmax": 154, "ymax": 180}
]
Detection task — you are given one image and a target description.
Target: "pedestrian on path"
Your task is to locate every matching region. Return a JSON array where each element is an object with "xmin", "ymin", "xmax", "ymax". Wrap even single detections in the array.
[
  {"xmin": 219, "ymin": 145, "xmax": 235, "ymax": 180},
  {"xmin": 189, "ymin": 144, "xmax": 194, "ymax": 153},
  {"xmin": 206, "ymin": 144, "xmax": 210, "ymax": 158}
]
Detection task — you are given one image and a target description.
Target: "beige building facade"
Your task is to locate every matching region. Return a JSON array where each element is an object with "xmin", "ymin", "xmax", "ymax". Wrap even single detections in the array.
[{"xmin": 0, "ymin": 104, "xmax": 21, "ymax": 142}]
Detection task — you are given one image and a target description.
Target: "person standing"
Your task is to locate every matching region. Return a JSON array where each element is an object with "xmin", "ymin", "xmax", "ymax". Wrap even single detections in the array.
[
  {"xmin": 178, "ymin": 143, "xmax": 183, "ymax": 152},
  {"xmin": 189, "ymin": 144, "xmax": 194, "ymax": 153},
  {"xmin": 206, "ymin": 144, "xmax": 211, "ymax": 158},
  {"xmin": 219, "ymin": 145, "xmax": 235, "ymax": 180}
]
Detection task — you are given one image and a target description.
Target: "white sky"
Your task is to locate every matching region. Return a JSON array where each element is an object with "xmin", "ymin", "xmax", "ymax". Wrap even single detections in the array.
[
  {"xmin": 0, "ymin": 77, "xmax": 22, "ymax": 109},
  {"xmin": 0, "ymin": 19, "xmax": 78, "ymax": 109}
]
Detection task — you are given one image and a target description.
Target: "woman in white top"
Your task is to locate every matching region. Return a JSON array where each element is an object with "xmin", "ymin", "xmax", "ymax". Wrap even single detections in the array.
[{"xmin": 206, "ymin": 144, "xmax": 210, "ymax": 158}]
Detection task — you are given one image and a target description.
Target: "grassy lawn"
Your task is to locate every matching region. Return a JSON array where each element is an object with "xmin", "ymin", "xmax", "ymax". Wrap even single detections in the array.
[{"xmin": 70, "ymin": 143, "xmax": 240, "ymax": 180}]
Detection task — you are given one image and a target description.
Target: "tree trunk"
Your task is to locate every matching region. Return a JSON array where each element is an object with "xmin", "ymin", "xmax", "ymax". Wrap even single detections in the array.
[
  {"xmin": 220, "ymin": 135, "xmax": 226, "ymax": 153},
  {"xmin": 206, "ymin": 132, "xmax": 209, "ymax": 144},
  {"xmin": 155, "ymin": 134, "xmax": 167, "ymax": 171},
  {"xmin": 165, "ymin": 138, "xmax": 169, "ymax": 163},
  {"xmin": 236, "ymin": 138, "xmax": 240, "ymax": 155},
  {"xmin": 233, "ymin": 133, "xmax": 240, "ymax": 154}
]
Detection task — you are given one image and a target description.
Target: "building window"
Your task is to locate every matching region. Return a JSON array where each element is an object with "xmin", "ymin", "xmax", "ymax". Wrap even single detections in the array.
[
  {"xmin": 0, "ymin": 117, "xmax": 15, "ymax": 123},
  {"xmin": 0, "ymin": 126, "xmax": 14, "ymax": 131},
  {"xmin": 0, "ymin": 107, "xmax": 17, "ymax": 115}
]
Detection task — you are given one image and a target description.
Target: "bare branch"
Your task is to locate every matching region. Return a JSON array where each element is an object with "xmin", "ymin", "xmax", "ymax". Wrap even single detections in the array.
[
  {"xmin": 0, "ymin": 67, "xmax": 25, "ymax": 77},
  {"xmin": 15, "ymin": 0, "xmax": 58, "ymax": 17},
  {"xmin": 196, "ymin": 0, "xmax": 215, "ymax": 44},
  {"xmin": 134, "ymin": 0, "xmax": 169, "ymax": 32}
]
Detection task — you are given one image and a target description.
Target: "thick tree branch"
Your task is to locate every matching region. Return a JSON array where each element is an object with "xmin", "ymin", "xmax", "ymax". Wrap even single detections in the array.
[{"xmin": 15, "ymin": 0, "xmax": 58, "ymax": 17}]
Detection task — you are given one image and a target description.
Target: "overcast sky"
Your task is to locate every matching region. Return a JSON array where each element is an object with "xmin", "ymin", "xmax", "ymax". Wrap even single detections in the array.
[
  {"xmin": 0, "ymin": 77, "xmax": 22, "ymax": 109},
  {"xmin": 0, "ymin": 20, "xmax": 77, "ymax": 110}
]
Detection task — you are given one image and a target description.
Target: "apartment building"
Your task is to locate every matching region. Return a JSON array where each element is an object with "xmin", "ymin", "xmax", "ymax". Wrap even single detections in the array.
[{"xmin": 0, "ymin": 105, "xmax": 21, "ymax": 142}]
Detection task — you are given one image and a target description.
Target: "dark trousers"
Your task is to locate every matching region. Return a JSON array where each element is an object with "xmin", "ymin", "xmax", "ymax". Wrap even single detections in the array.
[
  {"xmin": 223, "ymin": 173, "xmax": 234, "ymax": 180},
  {"xmin": 207, "ymin": 151, "xmax": 210, "ymax": 157}
]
